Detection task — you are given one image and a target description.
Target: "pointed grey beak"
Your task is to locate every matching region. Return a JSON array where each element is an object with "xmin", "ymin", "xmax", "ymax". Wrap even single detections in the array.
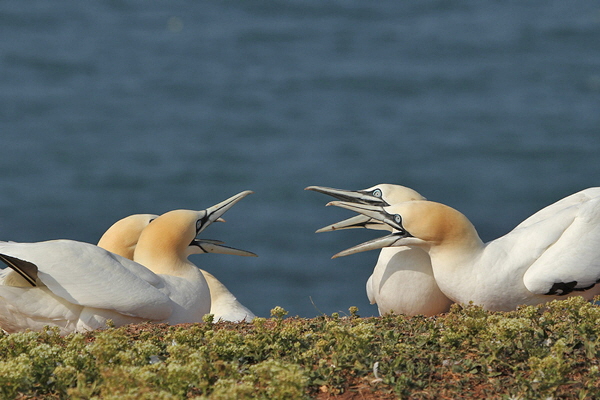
[
  {"xmin": 198, "ymin": 190, "xmax": 254, "ymax": 234},
  {"xmin": 192, "ymin": 191, "xmax": 256, "ymax": 256},
  {"xmin": 315, "ymin": 214, "xmax": 389, "ymax": 233},
  {"xmin": 192, "ymin": 239, "xmax": 257, "ymax": 257},
  {"xmin": 325, "ymin": 201, "xmax": 414, "ymax": 258},
  {"xmin": 326, "ymin": 201, "xmax": 404, "ymax": 231},
  {"xmin": 306, "ymin": 185, "xmax": 391, "ymax": 232},
  {"xmin": 305, "ymin": 186, "xmax": 389, "ymax": 206},
  {"xmin": 332, "ymin": 232, "xmax": 408, "ymax": 258}
]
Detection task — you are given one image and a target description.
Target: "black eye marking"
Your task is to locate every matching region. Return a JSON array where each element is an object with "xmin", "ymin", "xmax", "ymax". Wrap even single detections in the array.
[
  {"xmin": 196, "ymin": 212, "xmax": 212, "ymax": 233},
  {"xmin": 371, "ymin": 189, "xmax": 382, "ymax": 198}
]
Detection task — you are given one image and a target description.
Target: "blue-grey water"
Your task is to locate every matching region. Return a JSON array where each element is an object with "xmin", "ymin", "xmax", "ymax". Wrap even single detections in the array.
[{"xmin": 1, "ymin": 1, "xmax": 599, "ymax": 318}]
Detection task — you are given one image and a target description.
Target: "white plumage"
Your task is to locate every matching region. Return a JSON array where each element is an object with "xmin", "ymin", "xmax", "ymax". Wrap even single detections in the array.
[
  {"xmin": 307, "ymin": 184, "xmax": 453, "ymax": 316},
  {"xmin": 97, "ymin": 214, "xmax": 256, "ymax": 322},
  {"xmin": 330, "ymin": 187, "xmax": 600, "ymax": 311},
  {"xmin": 0, "ymin": 240, "xmax": 176, "ymax": 334},
  {"xmin": 200, "ymin": 270, "xmax": 256, "ymax": 322},
  {"xmin": 0, "ymin": 190, "xmax": 253, "ymax": 334}
]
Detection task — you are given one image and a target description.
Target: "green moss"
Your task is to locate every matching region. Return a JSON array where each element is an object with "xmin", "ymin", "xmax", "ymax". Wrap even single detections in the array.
[
  {"xmin": 210, "ymin": 359, "xmax": 308, "ymax": 400},
  {"xmin": 0, "ymin": 353, "xmax": 34, "ymax": 398},
  {"xmin": 2, "ymin": 297, "xmax": 600, "ymax": 398}
]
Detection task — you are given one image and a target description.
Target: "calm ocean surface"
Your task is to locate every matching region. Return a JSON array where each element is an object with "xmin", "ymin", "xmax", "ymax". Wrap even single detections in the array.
[{"xmin": 1, "ymin": 1, "xmax": 599, "ymax": 318}]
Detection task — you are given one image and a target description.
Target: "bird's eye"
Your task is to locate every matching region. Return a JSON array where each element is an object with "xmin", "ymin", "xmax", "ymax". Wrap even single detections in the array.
[
  {"xmin": 196, "ymin": 219, "xmax": 203, "ymax": 233},
  {"xmin": 372, "ymin": 189, "xmax": 382, "ymax": 198},
  {"xmin": 394, "ymin": 214, "xmax": 402, "ymax": 225}
]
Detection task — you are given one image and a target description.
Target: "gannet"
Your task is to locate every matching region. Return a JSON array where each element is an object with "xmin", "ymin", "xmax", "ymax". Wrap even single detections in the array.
[
  {"xmin": 329, "ymin": 188, "xmax": 600, "ymax": 311},
  {"xmin": 0, "ymin": 191, "xmax": 254, "ymax": 334},
  {"xmin": 97, "ymin": 214, "xmax": 256, "ymax": 322},
  {"xmin": 306, "ymin": 184, "xmax": 453, "ymax": 316},
  {"xmin": 96, "ymin": 214, "xmax": 227, "ymax": 259},
  {"xmin": 97, "ymin": 214, "xmax": 158, "ymax": 259}
]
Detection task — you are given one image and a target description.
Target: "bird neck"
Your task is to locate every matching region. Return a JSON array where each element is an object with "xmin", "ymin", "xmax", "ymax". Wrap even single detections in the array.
[
  {"xmin": 134, "ymin": 244, "xmax": 192, "ymax": 277},
  {"xmin": 407, "ymin": 202, "xmax": 486, "ymax": 296},
  {"xmin": 407, "ymin": 202, "xmax": 484, "ymax": 261},
  {"xmin": 424, "ymin": 228, "xmax": 484, "ymax": 303},
  {"xmin": 202, "ymin": 270, "xmax": 236, "ymax": 302}
]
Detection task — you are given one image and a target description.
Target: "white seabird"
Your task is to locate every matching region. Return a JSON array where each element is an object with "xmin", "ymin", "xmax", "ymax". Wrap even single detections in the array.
[
  {"xmin": 306, "ymin": 184, "xmax": 453, "ymax": 316},
  {"xmin": 97, "ymin": 213, "xmax": 256, "ymax": 322},
  {"xmin": 97, "ymin": 213, "xmax": 158, "ymax": 260},
  {"xmin": 329, "ymin": 188, "xmax": 600, "ymax": 311},
  {"xmin": 0, "ymin": 191, "xmax": 253, "ymax": 334}
]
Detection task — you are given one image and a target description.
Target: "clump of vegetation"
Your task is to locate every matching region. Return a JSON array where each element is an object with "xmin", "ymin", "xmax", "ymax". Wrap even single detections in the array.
[{"xmin": 2, "ymin": 296, "xmax": 600, "ymax": 399}]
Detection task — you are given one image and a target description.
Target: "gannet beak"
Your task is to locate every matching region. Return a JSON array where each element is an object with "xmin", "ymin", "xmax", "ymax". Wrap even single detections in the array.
[
  {"xmin": 191, "ymin": 190, "xmax": 256, "ymax": 257},
  {"xmin": 326, "ymin": 201, "xmax": 404, "ymax": 231},
  {"xmin": 197, "ymin": 190, "xmax": 254, "ymax": 234},
  {"xmin": 325, "ymin": 200, "xmax": 416, "ymax": 258},
  {"xmin": 306, "ymin": 185, "xmax": 391, "ymax": 232},
  {"xmin": 332, "ymin": 232, "xmax": 407, "ymax": 258},
  {"xmin": 305, "ymin": 185, "xmax": 389, "ymax": 206},
  {"xmin": 192, "ymin": 239, "xmax": 257, "ymax": 257},
  {"xmin": 315, "ymin": 214, "xmax": 383, "ymax": 233}
]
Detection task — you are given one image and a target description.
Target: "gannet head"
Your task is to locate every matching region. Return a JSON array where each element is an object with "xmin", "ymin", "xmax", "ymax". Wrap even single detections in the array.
[
  {"xmin": 97, "ymin": 214, "xmax": 158, "ymax": 259},
  {"xmin": 327, "ymin": 200, "xmax": 481, "ymax": 258},
  {"xmin": 305, "ymin": 184, "xmax": 425, "ymax": 232},
  {"xmin": 98, "ymin": 214, "xmax": 230, "ymax": 260},
  {"xmin": 133, "ymin": 191, "xmax": 256, "ymax": 273}
]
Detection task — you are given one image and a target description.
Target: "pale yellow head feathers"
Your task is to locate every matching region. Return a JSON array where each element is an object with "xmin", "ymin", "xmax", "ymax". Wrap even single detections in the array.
[
  {"xmin": 386, "ymin": 201, "xmax": 482, "ymax": 249},
  {"xmin": 135, "ymin": 210, "xmax": 201, "ymax": 259},
  {"xmin": 97, "ymin": 214, "xmax": 157, "ymax": 259},
  {"xmin": 329, "ymin": 199, "xmax": 483, "ymax": 258},
  {"xmin": 131, "ymin": 190, "xmax": 255, "ymax": 275}
]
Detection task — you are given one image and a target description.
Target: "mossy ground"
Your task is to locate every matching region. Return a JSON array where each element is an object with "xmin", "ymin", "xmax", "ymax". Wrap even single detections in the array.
[{"xmin": 2, "ymin": 297, "xmax": 600, "ymax": 399}]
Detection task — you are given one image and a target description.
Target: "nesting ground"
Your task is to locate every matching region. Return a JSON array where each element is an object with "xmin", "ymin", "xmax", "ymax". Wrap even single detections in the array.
[{"xmin": 2, "ymin": 297, "xmax": 600, "ymax": 399}]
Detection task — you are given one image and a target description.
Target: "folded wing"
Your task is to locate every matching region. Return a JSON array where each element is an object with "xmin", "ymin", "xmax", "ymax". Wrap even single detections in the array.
[
  {"xmin": 0, "ymin": 240, "xmax": 172, "ymax": 320},
  {"xmin": 522, "ymin": 196, "xmax": 600, "ymax": 296}
]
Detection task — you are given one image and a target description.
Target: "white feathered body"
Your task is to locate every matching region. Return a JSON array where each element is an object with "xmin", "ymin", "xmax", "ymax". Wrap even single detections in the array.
[
  {"xmin": 430, "ymin": 190, "xmax": 600, "ymax": 311},
  {"xmin": 366, "ymin": 247, "xmax": 452, "ymax": 316},
  {"xmin": 202, "ymin": 271, "xmax": 255, "ymax": 322},
  {"xmin": 0, "ymin": 240, "xmax": 210, "ymax": 334}
]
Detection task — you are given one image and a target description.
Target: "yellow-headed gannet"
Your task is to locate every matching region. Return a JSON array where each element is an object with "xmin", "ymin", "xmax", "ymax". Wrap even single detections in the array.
[
  {"xmin": 97, "ymin": 214, "xmax": 256, "ymax": 322},
  {"xmin": 0, "ymin": 191, "xmax": 253, "ymax": 334},
  {"xmin": 306, "ymin": 184, "xmax": 453, "ymax": 316},
  {"xmin": 97, "ymin": 214, "xmax": 158, "ymax": 259},
  {"xmin": 329, "ymin": 188, "xmax": 600, "ymax": 311}
]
